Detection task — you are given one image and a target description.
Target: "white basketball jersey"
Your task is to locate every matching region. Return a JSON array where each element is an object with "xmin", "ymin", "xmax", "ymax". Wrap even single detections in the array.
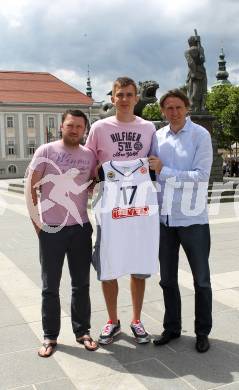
[{"xmin": 93, "ymin": 158, "xmax": 159, "ymax": 281}]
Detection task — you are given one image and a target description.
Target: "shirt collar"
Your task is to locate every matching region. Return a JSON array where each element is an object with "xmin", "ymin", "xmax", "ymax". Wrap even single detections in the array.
[{"xmin": 166, "ymin": 116, "xmax": 191, "ymax": 135}]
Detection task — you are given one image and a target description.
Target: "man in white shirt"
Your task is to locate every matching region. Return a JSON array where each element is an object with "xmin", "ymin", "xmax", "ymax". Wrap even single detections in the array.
[{"xmin": 149, "ymin": 89, "xmax": 212, "ymax": 353}]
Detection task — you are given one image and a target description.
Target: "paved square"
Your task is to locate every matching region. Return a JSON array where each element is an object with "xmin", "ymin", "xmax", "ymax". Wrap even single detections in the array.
[{"xmin": 0, "ymin": 187, "xmax": 239, "ymax": 389}]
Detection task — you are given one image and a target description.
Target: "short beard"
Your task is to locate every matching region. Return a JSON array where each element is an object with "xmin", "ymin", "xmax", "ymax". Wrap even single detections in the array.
[{"xmin": 62, "ymin": 134, "xmax": 83, "ymax": 147}]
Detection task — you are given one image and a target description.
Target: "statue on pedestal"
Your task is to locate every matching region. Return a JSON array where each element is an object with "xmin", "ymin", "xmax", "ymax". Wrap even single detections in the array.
[
  {"xmin": 184, "ymin": 30, "xmax": 223, "ymax": 182},
  {"xmin": 185, "ymin": 30, "xmax": 207, "ymax": 112}
]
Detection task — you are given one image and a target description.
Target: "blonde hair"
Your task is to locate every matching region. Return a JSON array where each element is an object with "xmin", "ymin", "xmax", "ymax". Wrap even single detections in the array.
[{"xmin": 112, "ymin": 77, "xmax": 137, "ymax": 96}]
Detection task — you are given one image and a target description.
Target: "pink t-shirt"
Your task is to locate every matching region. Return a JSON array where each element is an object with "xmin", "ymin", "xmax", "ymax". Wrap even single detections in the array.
[
  {"xmin": 85, "ymin": 116, "xmax": 156, "ymax": 163},
  {"xmin": 28, "ymin": 140, "xmax": 96, "ymax": 226}
]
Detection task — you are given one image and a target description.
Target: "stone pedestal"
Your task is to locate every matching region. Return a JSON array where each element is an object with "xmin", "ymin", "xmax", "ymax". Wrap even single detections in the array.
[{"xmin": 190, "ymin": 112, "xmax": 223, "ymax": 183}]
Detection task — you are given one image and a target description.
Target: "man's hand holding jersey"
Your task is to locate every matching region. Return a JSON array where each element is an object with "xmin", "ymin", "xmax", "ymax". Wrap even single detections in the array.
[{"xmin": 148, "ymin": 156, "xmax": 163, "ymax": 174}]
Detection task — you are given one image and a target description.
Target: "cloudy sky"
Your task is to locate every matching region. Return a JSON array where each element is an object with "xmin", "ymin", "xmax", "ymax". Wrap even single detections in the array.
[{"xmin": 1, "ymin": 0, "xmax": 239, "ymax": 102}]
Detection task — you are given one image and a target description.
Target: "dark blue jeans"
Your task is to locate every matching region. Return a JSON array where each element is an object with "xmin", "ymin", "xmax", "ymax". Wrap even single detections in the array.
[
  {"xmin": 39, "ymin": 223, "xmax": 93, "ymax": 340},
  {"xmin": 159, "ymin": 223, "xmax": 212, "ymax": 336}
]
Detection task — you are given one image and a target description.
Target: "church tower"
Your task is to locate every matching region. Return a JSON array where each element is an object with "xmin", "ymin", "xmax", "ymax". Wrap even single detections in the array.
[
  {"xmin": 86, "ymin": 65, "xmax": 92, "ymax": 97},
  {"xmin": 213, "ymin": 48, "xmax": 231, "ymax": 87}
]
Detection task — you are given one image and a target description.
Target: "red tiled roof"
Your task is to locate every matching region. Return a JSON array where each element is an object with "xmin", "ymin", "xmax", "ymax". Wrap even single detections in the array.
[{"xmin": 0, "ymin": 71, "xmax": 93, "ymax": 105}]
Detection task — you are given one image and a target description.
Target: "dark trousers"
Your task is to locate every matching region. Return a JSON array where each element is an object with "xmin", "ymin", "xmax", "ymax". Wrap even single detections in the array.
[
  {"xmin": 159, "ymin": 223, "xmax": 212, "ymax": 336},
  {"xmin": 39, "ymin": 223, "xmax": 93, "ymax": 340}
]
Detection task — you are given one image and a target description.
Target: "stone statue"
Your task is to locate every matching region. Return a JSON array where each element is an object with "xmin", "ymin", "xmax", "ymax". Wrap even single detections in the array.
[
  {"xmin": 99, "ymin": 80, "xmax": 159, "ymax": 118},
  {"xmin": 185, "ymin": 30, "xmax": 207, "ymax": 112}
]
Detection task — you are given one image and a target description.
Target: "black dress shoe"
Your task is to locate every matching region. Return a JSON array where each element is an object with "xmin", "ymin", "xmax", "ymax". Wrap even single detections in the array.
[
  {"xmin": 195, "ymin": 335, "xmax": 210, "ymax": 353},
  {"xmin": 153, "ymin": 330, "xmax": 181, "ymax": 346}
]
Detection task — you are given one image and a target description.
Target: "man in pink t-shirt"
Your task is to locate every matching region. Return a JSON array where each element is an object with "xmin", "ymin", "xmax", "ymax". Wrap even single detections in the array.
[
  {"xmin": 25, "ymin": 110, "xmax": 98, "ymax": 357},
  {"xmin": 86, "ymin": 76, "xmax": 156, "ymax": 345}
]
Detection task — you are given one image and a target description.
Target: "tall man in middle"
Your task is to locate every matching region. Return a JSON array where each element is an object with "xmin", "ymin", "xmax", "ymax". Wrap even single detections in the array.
[{"xmin": 86, "ymin": 76, "xmax": 157, "ymax": 345}]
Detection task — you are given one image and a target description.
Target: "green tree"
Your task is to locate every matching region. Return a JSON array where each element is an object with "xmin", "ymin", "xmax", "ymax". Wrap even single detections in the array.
[
  {"xmin": 206, "ymin": 85, "xmax": 239, "ymax": 149},
  {"xmin": 142, "ymin": 102, "xmax": 162, "ymax": 121}
]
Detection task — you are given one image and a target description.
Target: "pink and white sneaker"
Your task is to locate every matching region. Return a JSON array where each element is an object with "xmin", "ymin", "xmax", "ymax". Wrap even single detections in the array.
[
  {"xmin": 130, "ymin": 320, "xmax": 150, "ymax": 344},
  {"xmin": 98, "ymin": 320, "xmax": 121, "ymax": 345}
]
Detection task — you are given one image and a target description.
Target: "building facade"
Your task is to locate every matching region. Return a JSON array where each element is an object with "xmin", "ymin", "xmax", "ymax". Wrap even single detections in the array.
[{"xmin": 0, "ymin": 71, "xmax": 97, "ymax": 179}]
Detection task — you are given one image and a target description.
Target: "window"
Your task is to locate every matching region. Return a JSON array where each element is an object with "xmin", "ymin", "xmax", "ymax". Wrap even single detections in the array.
[
  {"xmin": 0, "ymin": 168, "xmax": 5, "ymax": 175},
  {"xmin": 27, "ymin": 116, "xmax": 35, "ymax": 128},
  {"xmin": 7, "ymin": 116, "xmax": 14, "ymax": 128},
  {"xmin": 28, "ymin": 145, "xmax": 36, "ymax": 155},
  {"xmin": 27, "ymin": 139, "xmax": 36, "ymax": 155},
  {"xmin": 7, "ymin": 140, "xmax": 15, "ymax": 155},
  {"xmin": 8, "ymin": 146, "xmax": 15, "ymax": 155},
  {"xmin": 29, "ymin": 146, "xmax": 35, "ymax": 155},
  {"xmin": 8, "ymin": 165, "xmax": 17, "ymax": 174},
  {"xmin": 48, "ymin": 117, "xmax": 55, "ymax": 129}
]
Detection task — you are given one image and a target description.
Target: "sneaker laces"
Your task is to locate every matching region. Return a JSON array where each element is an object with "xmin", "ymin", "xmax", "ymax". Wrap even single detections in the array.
[
  {"xmin": 132, "ymin": 320, "xmax": 146, "ymax": 335},
  {"xmin": 102, "ymin": 320, "xmax": 114, "ymax": 336}
]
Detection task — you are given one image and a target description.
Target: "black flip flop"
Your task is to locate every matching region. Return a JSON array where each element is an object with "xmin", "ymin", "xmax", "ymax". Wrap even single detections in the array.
[
  {"xmin": 76, "ymin": 335, "xmax": 99, "ymax": 351},
  {"xmin": 38, "ymin": 342, "xmax": 57, "ymax": 358}
]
